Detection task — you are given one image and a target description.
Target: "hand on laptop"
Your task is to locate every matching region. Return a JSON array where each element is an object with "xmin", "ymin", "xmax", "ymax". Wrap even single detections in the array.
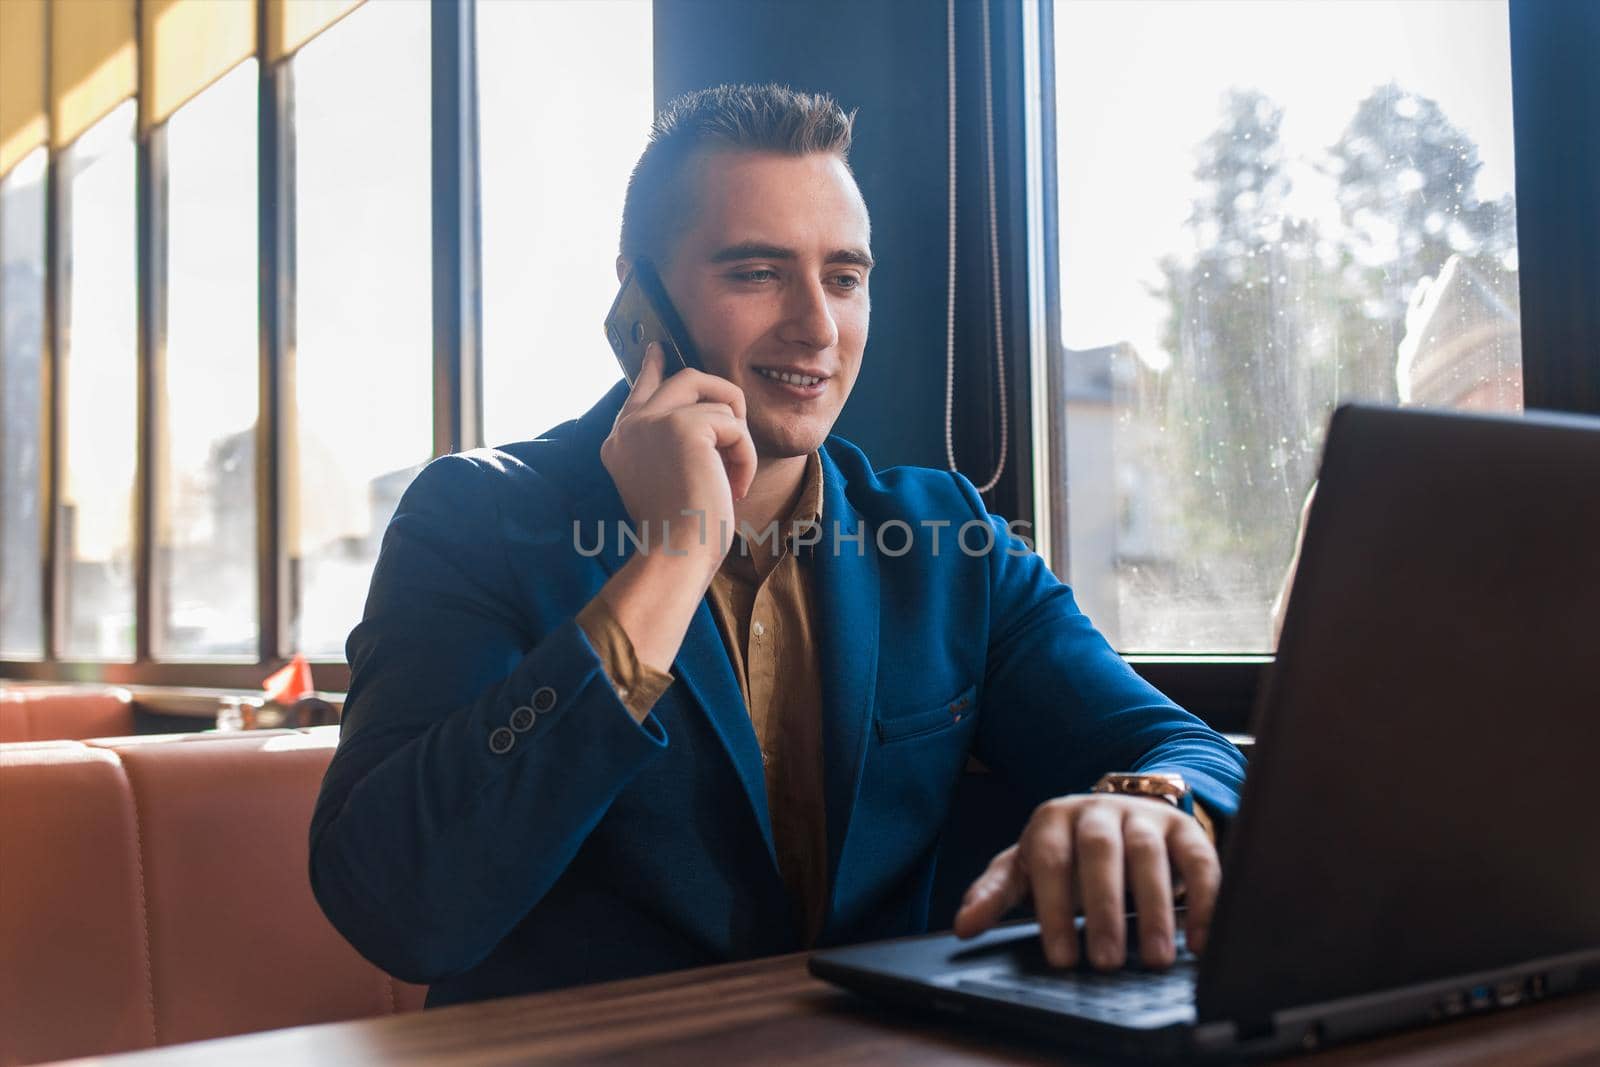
[{"xmin": 952, "ymin": 794, "xmax": 1219, "ymax": 972}]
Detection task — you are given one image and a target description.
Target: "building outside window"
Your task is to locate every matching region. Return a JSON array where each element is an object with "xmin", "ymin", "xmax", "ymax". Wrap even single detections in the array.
[
  {"xmin": 0, "ymin": 148, "xmax": 48, "ymax": 659},
  {"xmin": 1049, "ymin": 0, "xmax": 1521, "ymax": 652}
]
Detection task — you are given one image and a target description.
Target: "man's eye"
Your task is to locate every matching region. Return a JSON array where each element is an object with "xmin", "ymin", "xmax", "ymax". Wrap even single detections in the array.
[
  {"xmin": 832, "ymin": 275, "xmax": 862, "ymax": 291},
  {"xmin": 734, "ymin": 269, "xmax": 777, "ymax": 283}
]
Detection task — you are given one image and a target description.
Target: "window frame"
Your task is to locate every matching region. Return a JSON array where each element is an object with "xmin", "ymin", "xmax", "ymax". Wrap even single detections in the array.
[
  {"xmin": 0, "ymin": 0, "xmax": 482, "ymax": 693},
  {"xmin": 1, "ymin": 0, "xmax": 1595, "ymax": 733},
  {"xmin": 1024, "ymin": 0, "xmax": 1600, "ymax": 732}
]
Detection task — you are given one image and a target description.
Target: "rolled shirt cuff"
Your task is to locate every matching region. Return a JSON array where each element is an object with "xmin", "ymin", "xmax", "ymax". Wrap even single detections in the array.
[{"xmin": 576, "ymin": 596, "xmax": 676, "ymax": 723}]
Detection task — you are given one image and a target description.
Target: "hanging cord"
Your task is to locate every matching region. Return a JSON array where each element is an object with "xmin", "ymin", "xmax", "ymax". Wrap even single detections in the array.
[
  {"xmin": 944, "ymin": 0, "xmax": 1009, "ymax": 494},
  {"xmin": 944, "ymin": 0, "xmax": 960, "ymax": 482}
]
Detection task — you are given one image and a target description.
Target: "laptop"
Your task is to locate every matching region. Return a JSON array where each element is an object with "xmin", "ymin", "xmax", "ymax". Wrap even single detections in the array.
[{"xmin": 810, "ymin": 403, "xmax": 1600, "ymax": 1060}]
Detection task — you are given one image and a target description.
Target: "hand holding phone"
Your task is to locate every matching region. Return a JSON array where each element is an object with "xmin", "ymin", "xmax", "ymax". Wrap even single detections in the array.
[
  {"xmin": 601, "ymin": 341, "xmax": 756, "ymax": 564},
  {"xmin": 589, "ymin": 263, "xmax": 755, "ymax": 676},
  {"xmin": 583, "ymin": 340, "xmax": 754, "ymax": 686}
]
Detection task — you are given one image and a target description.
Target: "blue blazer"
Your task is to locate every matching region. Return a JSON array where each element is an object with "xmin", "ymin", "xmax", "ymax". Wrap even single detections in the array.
[{"xmin": 310, "ymin": 381, "xmax": 1246, "ymax": 1008}]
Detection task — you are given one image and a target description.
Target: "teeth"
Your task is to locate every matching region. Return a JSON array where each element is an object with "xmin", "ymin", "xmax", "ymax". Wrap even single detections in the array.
[{"xmin": 758, "ymin": 368, "xmax": 823, "ymax": 387}]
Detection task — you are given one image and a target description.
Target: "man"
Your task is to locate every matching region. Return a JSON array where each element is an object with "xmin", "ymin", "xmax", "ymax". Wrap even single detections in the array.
[{"xmin": 310, "ymin": 84, "xmax": 1246, "ymax": 1008}]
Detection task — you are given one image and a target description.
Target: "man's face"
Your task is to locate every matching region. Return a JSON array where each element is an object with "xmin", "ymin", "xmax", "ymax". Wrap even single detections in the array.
[{"xmin": 649, "ymin": 149, "xmax": 872, "ymax": 459}]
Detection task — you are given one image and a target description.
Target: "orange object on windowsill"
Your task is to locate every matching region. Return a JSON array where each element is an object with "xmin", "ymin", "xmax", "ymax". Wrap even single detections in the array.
[{"xmin": 262, "ymin": 654, "xmax": 315, "ymax": 706}]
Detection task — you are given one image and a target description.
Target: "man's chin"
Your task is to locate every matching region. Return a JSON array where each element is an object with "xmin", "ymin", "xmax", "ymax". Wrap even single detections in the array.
[{"xmin": 752, "ymin": 421, "xmax": 831, "ymax": 460}]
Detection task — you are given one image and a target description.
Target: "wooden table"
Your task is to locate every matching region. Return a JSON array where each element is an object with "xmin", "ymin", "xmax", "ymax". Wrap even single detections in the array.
[{"xmin": 60, "ymin": 951, "xmax": 1600, "ymax": 1065}]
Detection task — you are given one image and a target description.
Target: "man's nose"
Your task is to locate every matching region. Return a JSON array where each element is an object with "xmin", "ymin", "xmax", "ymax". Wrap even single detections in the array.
[{"xmin": 779, "ymin": 277, "xmax": 839, "ymax": 351}]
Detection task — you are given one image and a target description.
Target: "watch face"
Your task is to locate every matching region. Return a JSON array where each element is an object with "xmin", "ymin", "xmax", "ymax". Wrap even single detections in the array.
[{"xmin": 1095, "ymin": 772, "xmax": 1188, "ymax": 799}]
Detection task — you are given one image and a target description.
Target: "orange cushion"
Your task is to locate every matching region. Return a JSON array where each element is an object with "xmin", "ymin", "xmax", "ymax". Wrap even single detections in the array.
[
  {"xmin": 0, "ymin": 742, "xmax": 158, "ymax": 1064},
  {"xmin": 0, "ymin": 685, "xmax": 135, "ymax": 743},
  {"xmin": 107, "ymin": 731, "xmax": 419, "ymax": 1045}
]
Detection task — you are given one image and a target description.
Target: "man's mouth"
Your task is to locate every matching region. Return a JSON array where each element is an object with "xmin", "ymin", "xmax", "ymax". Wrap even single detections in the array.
[{"xmin": 754, "ymin": 367, "xmax": 827, "ymax": 388}]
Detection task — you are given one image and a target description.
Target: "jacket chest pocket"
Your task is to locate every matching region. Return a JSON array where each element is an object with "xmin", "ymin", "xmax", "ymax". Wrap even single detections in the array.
[{"xmin": 874, "ymin": 683, "xmax": 978, "ymax": 744}]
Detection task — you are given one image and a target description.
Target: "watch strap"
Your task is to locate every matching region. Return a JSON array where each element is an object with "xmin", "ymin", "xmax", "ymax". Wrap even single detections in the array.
[{"xmin": 1091, "ymin": 771, "xmax": 1194, "ymax": 816}]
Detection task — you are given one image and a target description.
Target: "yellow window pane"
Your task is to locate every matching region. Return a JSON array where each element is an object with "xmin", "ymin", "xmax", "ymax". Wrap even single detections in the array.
[
  {"xmin": 0, "ymin": 0, "xmax": 47, "ymax": 177},
  {"xmin": 51, "ymin": 0, "xmax": 136, "ymax": 149},
  {"xmin": 141, "ymin": 0, "xmax": 256, "ymax": 132},
  {"xmin": 268, "ymin": 0, "xmax": 365, "ymax": 63}
]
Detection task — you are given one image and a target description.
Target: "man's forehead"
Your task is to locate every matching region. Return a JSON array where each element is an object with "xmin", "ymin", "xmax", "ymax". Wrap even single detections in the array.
[
  {"xmin": 692, "ymin": 145, "xmax": 862, "ymax": 194},
  {"xmin": 681, "ymin": 150, "xmax": 871, "ymax": 253}
]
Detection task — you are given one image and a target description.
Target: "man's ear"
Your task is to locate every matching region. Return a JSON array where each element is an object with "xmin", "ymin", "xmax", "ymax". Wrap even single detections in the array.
[{"xmin": 615, "ymin": 256, "xmax": 629, "ymax": 285}]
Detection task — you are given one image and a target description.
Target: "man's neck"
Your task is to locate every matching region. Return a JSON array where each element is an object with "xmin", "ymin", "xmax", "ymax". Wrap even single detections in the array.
[{"xmin": 733, "ymin": 452, "xmax": 811, "ymax": 537}]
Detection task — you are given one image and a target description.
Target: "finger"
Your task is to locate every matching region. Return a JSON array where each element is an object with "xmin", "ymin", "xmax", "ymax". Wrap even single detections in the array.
[
  {"xmin": 687, "ymin": 409, "xmax": 747, "ymax": 455},
  {"xmin": 1168, "ymin": 817, "xmax": 1221, "ymax": 955},
  {"xmin": 675, "ymin": 401, "xmax": 737, "ymax": 422},
  {"xmin": 678, "ymin": 404, "xmax": 751, "ymax": 460},
  {"xmin": 1075, "ymin": 802, "xmax": 1126, "ymax": 971},
  {"xmin": 620, "ymin": 342, "xmax": 666, "ymax": 417},
  {"xmin": 687, "ymin": 409, "xmax": 758, "ymax": 501},
  {"xmin": 1020, "ymin": 807, "xmax": 1078, "ymax": 968},
  {"xmin": 953, "ymin": 844, "xmax": 1027, "ymax": 939},
  {"xmin": 721, "ymin": 413, "xmax": 759, "ymax": 501},
  {"xmin": 639, "ymin": 365, "xmax": 748, "ymax": 421},
  {"xmin": 1123, "ymin": 809, "xmax": 1176, "ymax": 969}
]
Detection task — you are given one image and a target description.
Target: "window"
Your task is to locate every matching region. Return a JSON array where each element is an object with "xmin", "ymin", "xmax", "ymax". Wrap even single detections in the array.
[
  {"xmin": 289, "ymin": 1, "xmax": 432, "ymax": 658},
  {"xmin": 1048, "ymin": 0, "xmax": 1521, "ymax": 653},
  {"xmin": 1, "ymin": 0, "xmax": 656, "ymax": 681},
  {"xmin": 477, "ymin": 0, "xmax": 653, "ymax": 447},
  {"xmin": 59, "ymin": 101, "xmax": 139, "ymax": 660},
  {"xmin": 155, "ymin": 60, "xmax": 259, "ymax": 660},
  {"xmin": 0, "ymin": 148, "xmax": 48, "ymax": 658}
]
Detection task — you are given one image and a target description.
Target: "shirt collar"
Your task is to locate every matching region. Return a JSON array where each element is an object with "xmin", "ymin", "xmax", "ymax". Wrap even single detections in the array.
[
  {"xmin": 793, "ymin": 450, "xmax": 824, "ymax": 529},
  {"xmin": 729, "ymin": 451, "xmax": 825, "ymax": 576},
  {"xmin": 784, "ymin": 450, "xmax": 825, "ymax": 561}
]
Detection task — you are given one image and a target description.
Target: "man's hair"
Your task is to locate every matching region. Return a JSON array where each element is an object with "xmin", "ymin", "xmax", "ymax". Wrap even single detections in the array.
[{"xmin": 618, "ymin": 83, "xmax": 857, "ymax": 265}]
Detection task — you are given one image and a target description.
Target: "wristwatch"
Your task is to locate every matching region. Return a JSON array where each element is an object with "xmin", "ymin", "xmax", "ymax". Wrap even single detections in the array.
[{"xmin": 1091, "ymin": 771, "xmax": 1194, "ymax": 816}]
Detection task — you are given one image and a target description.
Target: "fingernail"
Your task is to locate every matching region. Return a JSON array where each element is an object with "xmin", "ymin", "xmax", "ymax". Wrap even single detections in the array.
[
  {"xmin": 1092, "ymin": 937, "xmax": 1118, "ymax": 970},
  {"xmin": 1047, "ymin": 934, "xmax": 1073, "ymax": 967}
]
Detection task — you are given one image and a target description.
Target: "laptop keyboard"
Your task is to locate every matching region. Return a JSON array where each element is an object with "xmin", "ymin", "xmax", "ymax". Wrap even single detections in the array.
[{"xmin": 948, "ymin": 952, "xmax": 1199, "ymax": 1027}]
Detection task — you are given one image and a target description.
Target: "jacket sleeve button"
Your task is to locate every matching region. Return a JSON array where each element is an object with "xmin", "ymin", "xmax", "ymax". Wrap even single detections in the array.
[
  {"xmin": 488, "ymin": 726, "xmax": 516, "ymax": 754},
  {"xmin": 509, "ymin": 706, "xmax": 535, "ymax": 732},
  {"xmin": 531, "ymin": 686, "xmax": 557, "ymax": 712}
]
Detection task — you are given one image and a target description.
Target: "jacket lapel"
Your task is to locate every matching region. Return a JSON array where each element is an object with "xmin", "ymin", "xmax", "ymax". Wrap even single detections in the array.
[
  {"xmin": 669, "ymin": 605, "xmax": 780, "ymax": 869},
  {"xmin": 813, "ymin": 445, "xmax": 881, "ymax": 931},
  {"xmin": 564, "ymin": 392, "xmax": 779, "ymax": 872}
]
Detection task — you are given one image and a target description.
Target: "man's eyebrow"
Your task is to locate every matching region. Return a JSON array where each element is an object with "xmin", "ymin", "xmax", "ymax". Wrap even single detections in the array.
[{"xmin": 709, "ymin": 242, "xmax": 874, "ymax": 270}]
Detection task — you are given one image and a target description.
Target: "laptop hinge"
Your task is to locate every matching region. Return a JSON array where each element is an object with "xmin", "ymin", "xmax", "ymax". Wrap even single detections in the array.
[
  {"xmin": 1233, "ymin": 1016, "xmax": 1274, "ymax": 1042},
  {"xmin": 1190, "ymin": 1020, "xmax": 1240, "ymax": 1053}
]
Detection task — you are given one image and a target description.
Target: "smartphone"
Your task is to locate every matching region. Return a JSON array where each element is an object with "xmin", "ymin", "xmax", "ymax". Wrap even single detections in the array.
[{"xmin": 603, "ymin": 258, "xmax": 703, "ymax": 385}]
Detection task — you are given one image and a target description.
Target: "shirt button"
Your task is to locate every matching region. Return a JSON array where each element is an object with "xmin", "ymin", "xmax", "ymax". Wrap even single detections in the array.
[
  {"xmin": 509, "ymin": 705, "xmax": 535, "ymax": 733},
  {"xmin": 531, "ymin": 685, "xmax": 557, "ymax": 712},
  {"xmin": 488, "ymin": 726, "xmax": 516, "ymax": 754},
  {"xmin": 752, "ymin": 621, "xmax": 765, "ymax": 638}
]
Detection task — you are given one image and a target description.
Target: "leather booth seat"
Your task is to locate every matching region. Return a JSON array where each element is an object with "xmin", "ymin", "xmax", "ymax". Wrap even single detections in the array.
[
  {"xmin": 0, "ymin": 684, "xmax": 136, "ymax": 742},
  {"xmin": 0, "ymin": 727, "xmax": 425, "ymax": 1066}
]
